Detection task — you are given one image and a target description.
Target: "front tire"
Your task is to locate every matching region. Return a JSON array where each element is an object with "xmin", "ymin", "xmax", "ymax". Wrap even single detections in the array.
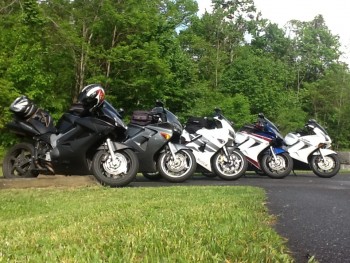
[
  {"xmin": 157, "ymin": 149, "xmax": 196, "ymax": 183},
  {"xmin": 261, "ymin": 152, "xmax": 293, "ymax": 179},
  {"xmin": 212, "ymin": 149, "xmax": 248, "ymax": 180},
  {"xmin": 310, "ymin": 154, "xmax": 340, "ymax": 178},
  {"xmin": 91, "ymin": 149, "xmax": 138, "ymax": 187},
  {"xmin": 2, "ymin": 143, "xmax": 39, "ymax": 178}
]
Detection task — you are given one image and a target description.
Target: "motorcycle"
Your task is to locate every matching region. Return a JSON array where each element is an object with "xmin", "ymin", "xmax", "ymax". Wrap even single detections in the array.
[
  {"xmin": 235, "ymin": 113, "xmax": 293, "ymax": 179},
  {"xmin": 284, "ymin": 119, "xmax": 340, "ymax": 178},
  {"xmin": 123, "ymin": 101, "xmax": 197, "ymax": 183},
  {"xmin": 181, "ymin": 109, "xmax": 248, "ymax": 180},
  {"xmin": 2, "ymin": 84, "xmax": 139, "ymax": 187}
]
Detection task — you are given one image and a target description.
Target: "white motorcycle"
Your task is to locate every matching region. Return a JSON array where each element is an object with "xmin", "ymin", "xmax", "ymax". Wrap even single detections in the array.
[
  {"xmin": 284, "ymin": 119, "xmax": 340, "ymax": 178},
  {"xmin": 181, "ymin": 109, "xmax": 248, "ymax": 180}
]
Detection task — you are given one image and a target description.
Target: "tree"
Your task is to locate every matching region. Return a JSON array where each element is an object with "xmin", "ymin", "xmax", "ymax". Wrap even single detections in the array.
[
  {"xmin": 220, "ymin": 46, "xmax": 294, "ymax": 117},
  {"xmin": 180, "ymin": 0, "xmax": 256, "ymax": 89},
  {"xmin": 303, "ymin": 65, "xmax": 350, "ymax": 149},
  {"xmin": 286, "ymin": 15, "xmax": 341, "ymax": 88}
]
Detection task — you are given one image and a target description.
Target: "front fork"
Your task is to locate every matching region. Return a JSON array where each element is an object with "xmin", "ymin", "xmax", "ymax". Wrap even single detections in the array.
[
  {"xmin": 223, "ymin": 145, "xmax": 233, "ymax": 163},
  {"xmin": 106, "ymin": 138, "xmax": 118, "ymax": 164},
  {"xmin": 168, "ymin": 142, "xmax": 177, "ymax": 160},
  {"xmin": 270, "ymin": 146, "xmax": 278, "ymax": 161}
]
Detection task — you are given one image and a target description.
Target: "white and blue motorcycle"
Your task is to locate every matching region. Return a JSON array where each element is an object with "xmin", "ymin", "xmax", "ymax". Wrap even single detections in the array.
[
  {"xmin": 235, "ymin": 113, "xmax": 293, "ymax": 179},
  {"xmin": 284, "ymin": 119, "xmax": 340, "ymax": 178}
]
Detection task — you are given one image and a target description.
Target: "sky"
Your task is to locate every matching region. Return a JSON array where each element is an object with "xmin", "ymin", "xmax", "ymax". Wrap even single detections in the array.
[{"xmin": 196, "ymin": 0, "xmax": 350, "ymax": 65}]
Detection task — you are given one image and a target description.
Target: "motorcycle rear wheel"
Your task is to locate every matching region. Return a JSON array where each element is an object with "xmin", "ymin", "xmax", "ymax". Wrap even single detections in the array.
[
  {"xmin": 261, "ymin": 153, "xmax": 293, "ymax": 179},
  {"xmin": 91, "ymin": 149, "xmax": 138, "ymax": 187},
  {"xmin": 310, "ymin": 154, "xmax": 340, "ymax": 178},
  {"xmin": 2, "ymin": 143, "xmax": 39, "ymax": 178},
  {"xmin": 142, "ymin": 172, "xmax": 162, "ymax": 181},
  {"xmin": 212, "ymin": 149, "xmax": 248, "ymax": 180},
  {"xmin": 157, "ymin": 149, "xmax": 196, "ymax": 183}
]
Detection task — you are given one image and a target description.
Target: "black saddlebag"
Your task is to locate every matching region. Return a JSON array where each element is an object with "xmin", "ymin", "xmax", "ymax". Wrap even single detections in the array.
[{"xmin": 130, "ymin": 110, "xmax": 153, "ymax": 126}]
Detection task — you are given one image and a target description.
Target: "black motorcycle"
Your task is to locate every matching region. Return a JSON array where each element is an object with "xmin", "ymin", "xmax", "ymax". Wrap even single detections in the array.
[
  {"xmin": 123, "ymin": 101, "xmax": 197, "ymax": 183},
  {"xmin": 2, "ymin": 92, "xmax": 139, "ymax": 187}
]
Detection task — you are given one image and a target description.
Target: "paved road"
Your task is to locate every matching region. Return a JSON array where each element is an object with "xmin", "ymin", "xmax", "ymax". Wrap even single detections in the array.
[{"xmin": 131, "ymin": 173, "xmax": 350, "ymax": 263}]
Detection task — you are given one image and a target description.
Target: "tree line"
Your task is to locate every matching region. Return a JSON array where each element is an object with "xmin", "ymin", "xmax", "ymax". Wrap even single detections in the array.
[{"xmin": 1, "ymin": 0, "xmax": 349, "ymax": 149}]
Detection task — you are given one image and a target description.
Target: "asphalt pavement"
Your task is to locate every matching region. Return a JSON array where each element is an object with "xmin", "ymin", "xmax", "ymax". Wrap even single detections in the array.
[{"xmin": 131, "ymin": 173, "xmax": 350, "ymax": 263}]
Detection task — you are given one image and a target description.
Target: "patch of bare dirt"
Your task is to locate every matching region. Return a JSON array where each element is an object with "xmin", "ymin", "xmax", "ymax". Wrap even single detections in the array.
[{"xmin": 0, "ymin": 175, "xmax": 98, "ymax": 189}]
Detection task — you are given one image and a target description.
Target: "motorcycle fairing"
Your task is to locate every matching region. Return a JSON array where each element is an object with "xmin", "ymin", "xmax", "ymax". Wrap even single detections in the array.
[
  {"xmin": 313, "ymin": 148, "xmax": 337, "ymax": 156},
  {"xmin": 124, "ymin": 123, "xmax": 174, "ymax": 172},
  {"xmin": 49, "ymin": 115, "xmax": 117, "ymax": 175}
]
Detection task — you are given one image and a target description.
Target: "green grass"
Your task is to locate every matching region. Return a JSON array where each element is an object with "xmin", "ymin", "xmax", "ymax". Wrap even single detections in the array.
[
  {"xmin": 0, "ymin": 186, "xmax": 293, "ymax": 262},
  {"xmin": 0, "ymin": 146, "xmax": 4, "ymax": 177}
]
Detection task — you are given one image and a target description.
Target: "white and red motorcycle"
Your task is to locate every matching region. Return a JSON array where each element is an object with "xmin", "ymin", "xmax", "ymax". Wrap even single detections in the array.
[
  {"xmin": 284, "ymin": 119, "xmax": 340, "ymax": 178},
  {"xmin": 181, "ymin": 109, "xmax": 248, "ymax": 180}
]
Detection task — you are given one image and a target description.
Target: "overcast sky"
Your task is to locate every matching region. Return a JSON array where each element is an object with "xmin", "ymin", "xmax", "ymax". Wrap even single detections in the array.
[{"xmin": 196, "ymin": 0, "xmax": 350, "ymax": 65}]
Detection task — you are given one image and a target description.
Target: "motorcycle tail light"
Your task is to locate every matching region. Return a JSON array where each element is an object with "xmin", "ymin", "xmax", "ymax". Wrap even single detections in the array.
[{"xmin": 160, "ymin": 132, "xmax": 171, "ymax": 140}]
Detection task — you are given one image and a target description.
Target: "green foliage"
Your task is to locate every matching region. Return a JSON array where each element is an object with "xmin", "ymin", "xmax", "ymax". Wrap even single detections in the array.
[
  {"xmin": 0, "ymin": 0, "xmax": 349, "ymax": 149},
  {"xmin": 302, "ymin": 65, "xmax": 350, "ymax": 149},
  {"xmin": 186, "ymin": 83, "xmax": 254, "ymax": 128},
  {"xmin": 0, "ymin": 186, "xmax": 293, "ymax": 262},
  {"xmin": 220, "ymin": 47, "xmax": 294, "ymax": 116}
]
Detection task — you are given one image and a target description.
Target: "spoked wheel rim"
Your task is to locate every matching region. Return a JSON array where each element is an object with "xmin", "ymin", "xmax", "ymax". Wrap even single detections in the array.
[
  {"xmin": 216, "ymin": 152, "xmax": 245, "ymax": 176},
  {"xmin": 311, "ymin": 154, "xmax": 340, "ymax": 178},
  {"xmin": 3, "ymin": 144, "xmax": 38, "ymax": 178},
  {"xmin": 92, "ymin": 149, "xmax": 138, "ymax": 187},
  {"xmin": 265, "ymin": 155, "xmax": 287, "ymax": 174},
  {"xmin": 98, "ymin": 152, "xmax": 131, "ymax": 179},
  {"xmin": 160, "ymin": 151, "xmax": 193, "ymax": 178},
  {"xmin": 261, "ymin": 153, "xmax": 293, "ymax": 179},
  {"xmin": 313, "ymin": 156, "xmax": 336, "ymax": 172}
]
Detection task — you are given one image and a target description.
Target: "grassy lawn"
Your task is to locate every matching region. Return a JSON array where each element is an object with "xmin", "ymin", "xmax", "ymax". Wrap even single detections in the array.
[{"xmin": 0, "ymin": 186, "xmax": 293, "ymax": 262}]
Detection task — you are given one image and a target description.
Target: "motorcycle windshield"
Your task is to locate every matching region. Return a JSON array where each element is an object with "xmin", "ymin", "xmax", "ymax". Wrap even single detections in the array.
[
  {"xmin": 309, "ymin": 120, "xmax": 328, "ymax": 136},
  {"xmin": 215, "ymin": 112, "xmax": 234, "ymax": 127},
  {"xmin": 164, "ymin": 109, "xmax": 183, "ymax": 134},
  {"xmin": 264, "ymin": 117, "xmax": 284, "ymax": 140},
  {"xmin": 100, "ymin": 101, "xmax": 127, "ymax": 129}
]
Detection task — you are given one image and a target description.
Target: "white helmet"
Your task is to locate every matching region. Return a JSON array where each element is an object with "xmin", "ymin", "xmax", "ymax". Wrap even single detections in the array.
[{"xmin": 10, "ymin": 96, "xmax": 37, "ymax": 118}]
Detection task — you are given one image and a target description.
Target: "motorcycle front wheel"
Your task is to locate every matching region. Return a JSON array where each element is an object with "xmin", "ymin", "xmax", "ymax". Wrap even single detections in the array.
[
  {"xmin": 212, "ymin": 149, "xmax": 248, "ymax": 180},
  {"xmin": 2, "ymin": 143, "xmax": 39, "ymax": 178},
  {"xmin": 310, "ymin": 154, "xmax": 340, "ymax": 178},
  {"xmin": 91, "ymin": 149, "xmax": 138, "ymax": 187},
  {"xmin": 261, "ymin": 152, "xmax": 293, "ymax": 179},
  {"xmin": 157, "ymin": 149, "xmax": 196, "ymax": 183}
]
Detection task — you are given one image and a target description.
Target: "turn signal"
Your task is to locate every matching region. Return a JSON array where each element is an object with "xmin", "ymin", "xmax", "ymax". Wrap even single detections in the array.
[
  {"xmin": 318, "ymin": 143, "xmax": 326, "ymax": 148},
  {"xmin": 160, "ymin": 132, "xmax": 171, "ymax": 140}
]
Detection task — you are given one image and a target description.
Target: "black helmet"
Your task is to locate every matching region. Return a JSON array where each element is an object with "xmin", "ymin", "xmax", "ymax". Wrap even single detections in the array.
[
  {"xmin": 78, "ymin": 84, "xmax": 105, "ymax": 111},
  {"xmin": 10, "ymin": 95, "xmax": 37, "ymax": 118}
]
